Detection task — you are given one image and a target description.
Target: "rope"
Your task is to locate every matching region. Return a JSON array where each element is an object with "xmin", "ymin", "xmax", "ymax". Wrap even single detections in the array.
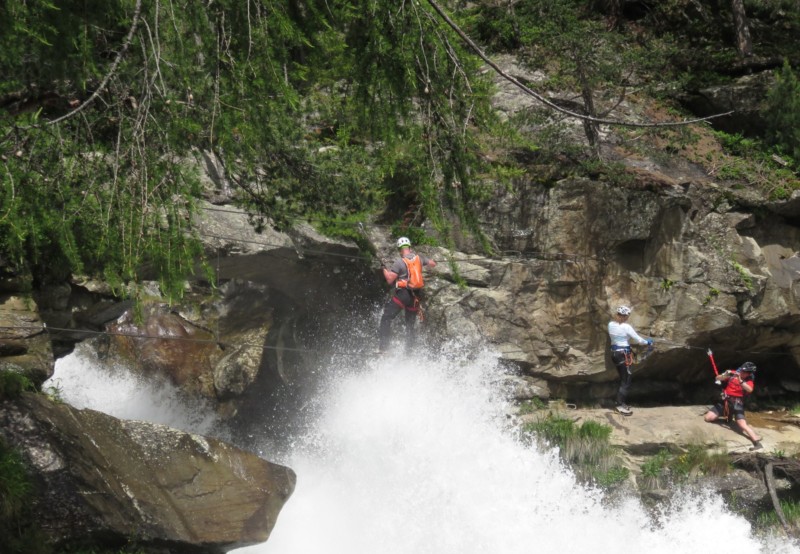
[
  {"xmin": 197, "ymin": 232, "xmax": 374, "ymax": 261},
  {"xmin": 0, "ymin": 324, "xmax": 317, "ymax": 354},
  {"xmin": 497, "ymin": 338, "xmax": 797, "ymax": 362},
  {"xmin": 198, "ymin": 205, "xmax": 429, "ymax": 231},
  {"xmin": 655, "ymin": 338, "xmax": 795, "ymax": 358},
  {"xmin": 1, "ymin": 321, "xmax": 797, "ymax": 363}
]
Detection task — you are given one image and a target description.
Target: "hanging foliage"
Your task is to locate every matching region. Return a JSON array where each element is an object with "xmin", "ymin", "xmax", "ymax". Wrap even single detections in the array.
[{"xmin": 0, "ymin": 0, "xmax": 494, "ymax": 292}]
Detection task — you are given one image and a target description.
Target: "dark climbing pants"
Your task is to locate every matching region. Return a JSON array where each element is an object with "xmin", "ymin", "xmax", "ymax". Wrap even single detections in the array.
[
  {"xmin": 612, "ymin": 349, "xmax": 632, "ymax": 405},
  {"xmin": 378, "ymin": 289, "xmax": 418, "ymax": 351}
]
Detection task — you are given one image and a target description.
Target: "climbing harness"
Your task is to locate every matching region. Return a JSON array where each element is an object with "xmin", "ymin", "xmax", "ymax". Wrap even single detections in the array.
[
  {"xmin": 611, "ymin": 346, "xmax": 634, "ymax": 374},
  {"xmin": 392, "ymin": 291, "xmax": 425, "ymax": 322},
  {"xmin": 720, "ymin": 392, "xmax": 731, "ymax": 421},
  {"xmin": 623, "ymin": 349, "xmax": 634, "ymax": 368}
]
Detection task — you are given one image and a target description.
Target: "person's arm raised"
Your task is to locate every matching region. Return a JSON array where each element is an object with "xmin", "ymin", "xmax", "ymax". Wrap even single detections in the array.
[{"xmin": 383, "ymin": 267, "xmax": 398, "ymax": 285}]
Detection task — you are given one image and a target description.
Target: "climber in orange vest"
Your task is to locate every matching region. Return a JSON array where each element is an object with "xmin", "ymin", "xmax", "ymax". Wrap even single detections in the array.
[{"xmin": 378, "ymin": 236, "xmax": 436, "ymax": 353}]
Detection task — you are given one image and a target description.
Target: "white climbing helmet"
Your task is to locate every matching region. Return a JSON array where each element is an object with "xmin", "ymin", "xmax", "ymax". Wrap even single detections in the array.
[
  {"xmin": 396, "ymin": 236, "xmax": 412, "ymax": 249},
  {"xmin": 616, "ymin": 305, "xmax": 632, "ymax": 316}
]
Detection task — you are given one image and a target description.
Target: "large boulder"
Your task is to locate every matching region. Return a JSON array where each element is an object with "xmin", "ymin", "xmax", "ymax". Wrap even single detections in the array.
[{"xmin": 0, "ymin": 392, "xmax": 295, "ymax": 553}]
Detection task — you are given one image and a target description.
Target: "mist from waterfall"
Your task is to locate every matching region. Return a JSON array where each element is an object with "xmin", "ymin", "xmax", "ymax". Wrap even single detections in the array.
[
  {"xmin": 49, "ymin": 341, "xmax": 797, "ymax": 554},
  {"xmin": 234, "ymin": 345, "xmax": 797, "ymax": 554},
  {"xmin": 46, "ymin": 342, "xmax": 220, "ymax": 436}
]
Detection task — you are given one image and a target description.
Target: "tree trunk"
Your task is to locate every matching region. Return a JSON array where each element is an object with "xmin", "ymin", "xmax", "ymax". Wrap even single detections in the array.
[
  {"xmin": 591, "ymin": 0, "xmax": 621, "ymax": 29},
  {"xmin": 577, "ymin": 62, "xmax": 601, "ymax": 158},
  {"xmin": 730, "ymin": 0, "xmax": 753, "ymax": 58}
]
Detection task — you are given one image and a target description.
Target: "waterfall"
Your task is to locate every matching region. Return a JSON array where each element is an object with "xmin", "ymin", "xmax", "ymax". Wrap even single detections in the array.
[
  {"xmin": 48, "ymin": 342, "xmax": 797, "ymax": 554},
  {"xmin": 45, "ymin": 342, "xmax": 220, "ymax": 436},
  {"xmin": 234, "ymin": 346, "xmax": 796, "ymax": 554}
]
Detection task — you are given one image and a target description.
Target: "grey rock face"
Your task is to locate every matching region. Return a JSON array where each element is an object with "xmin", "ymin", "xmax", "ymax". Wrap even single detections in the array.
[
  {"xmin": 417, "ymin": 173, "xmax": 800, "ymax": 402},
  {"xmin": 679, "ymin": 72, "xmax": 775, "ymax": 136}
]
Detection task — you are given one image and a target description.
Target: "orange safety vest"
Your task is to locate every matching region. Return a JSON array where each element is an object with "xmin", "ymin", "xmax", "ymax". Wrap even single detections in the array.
[{"xmin": 396, "ymin": 255, "xmax": 424, "ymax": 290}]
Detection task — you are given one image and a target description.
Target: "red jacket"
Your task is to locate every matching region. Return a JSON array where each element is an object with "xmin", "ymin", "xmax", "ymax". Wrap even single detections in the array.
[{"xmin": 724, "ymin": 374, "xmax": 754, "ymax": 398}]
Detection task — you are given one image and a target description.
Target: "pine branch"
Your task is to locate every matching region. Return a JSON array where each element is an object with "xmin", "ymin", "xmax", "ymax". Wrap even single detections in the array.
[{"xmin": 36, "ymin": 0, "xmax": 144, "ymax": 127}]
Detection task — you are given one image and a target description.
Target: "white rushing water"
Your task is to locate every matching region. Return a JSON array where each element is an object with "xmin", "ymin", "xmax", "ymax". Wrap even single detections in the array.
[
  {"xmin": 46, "ymin": 342, "xmax": 219, "ymax": 435},
  {"xmin": 49, "ymin": 342, "xmax": 797, "ymax": 554}
]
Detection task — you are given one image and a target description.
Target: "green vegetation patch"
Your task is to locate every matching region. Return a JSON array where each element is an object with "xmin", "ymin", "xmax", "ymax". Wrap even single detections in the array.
[
  {"xmin": 756, "ymin": 499, "xmax": 800, "ymax": 532},
  {"xmin": 523, "ymin": 414, "xmax": 629, "ymax": 488},
  {"xmin": 0, "ymin": 370, "xmax": 35, "ymax": 400},
  {"xmin": 1, "ymin": 433, "xmax": 147, "ymax": 553},
  {"xmin": 0, "ymin": 438, "xmax": 31, "ymax": 520},
  {"xmin": 639, "ymin": 445, "xmax": 731, "ymax": 490},
  {"xmin": 0, "ymin": 436, "xmax": 49, "ymax": 554},
  {"xmin": 518, "ymin": 397, "xmax": 547, "ymax": 415}
]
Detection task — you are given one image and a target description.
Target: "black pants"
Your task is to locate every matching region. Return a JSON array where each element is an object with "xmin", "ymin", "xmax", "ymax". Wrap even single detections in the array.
[
  {"xmin": 611, "ymin": 349, "xmax": 632, "ymax": 405},
  {"xmin": 378, "ymin": 289, "xmax": 418, "ymax": 351}
]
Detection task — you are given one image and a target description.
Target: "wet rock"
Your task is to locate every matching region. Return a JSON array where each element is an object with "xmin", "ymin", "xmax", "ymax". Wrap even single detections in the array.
[
  {"xmin": 502, "ymin": 375, "xmax": 550, "ymax": 401},
  {"xmin": 0, "ymin": 392, "xmax": 295, "ymax": 553},
  {"xmin": 108, "ymin": 304, "xmax": 221, "ymax": 398},
  {"xmin": 0, "ymin": 294, "xmax": 53, "ymax": 386},
  {"xmin": 702, "ymin": 470, "xmax": 772, "ymax": 519}
]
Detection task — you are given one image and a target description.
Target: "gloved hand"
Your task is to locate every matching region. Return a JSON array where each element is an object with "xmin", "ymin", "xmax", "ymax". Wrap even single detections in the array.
[{"xmin": 645, "ymin": 339, "xmax": 654, "ymax": 346}]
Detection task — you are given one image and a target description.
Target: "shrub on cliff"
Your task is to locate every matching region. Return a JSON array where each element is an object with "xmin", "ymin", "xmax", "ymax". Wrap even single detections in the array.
[
  {"xmin": 764, "ymin": 60, "xmax": 800, "ymax": 167},
  {"xmin": 0, "ymin": 370, "xmax": 34, "ymax": 400}
]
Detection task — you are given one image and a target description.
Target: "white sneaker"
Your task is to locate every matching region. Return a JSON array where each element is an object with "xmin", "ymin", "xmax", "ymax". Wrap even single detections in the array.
[{"xmin": 615, "ymin": 405, "xmax": 633, "ymax": 416}]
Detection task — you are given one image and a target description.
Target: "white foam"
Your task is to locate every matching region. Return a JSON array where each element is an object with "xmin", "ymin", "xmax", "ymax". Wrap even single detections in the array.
[
  {"xmin": 45, "ymin": 340, "xmax": 798, "ymax": 554},
  {"xmin": 234, "ymin": 346, "xmax": 797, "ymax": 554},
  {"xmin": 46, "ymin": 342, "xmax": 219, "ymax": 435}
]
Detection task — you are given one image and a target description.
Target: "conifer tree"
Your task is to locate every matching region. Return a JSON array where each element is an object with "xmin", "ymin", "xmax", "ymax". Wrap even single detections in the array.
[{"xmin": 764, "ymin": 60, "xmax": 800, "ymax": 165}]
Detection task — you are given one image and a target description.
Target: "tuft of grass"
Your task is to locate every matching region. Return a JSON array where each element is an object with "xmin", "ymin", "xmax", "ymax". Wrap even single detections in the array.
[
  {"xmin": 730, "ymin": 261, "xmax": 754, "ymax": 291},
  {"xmin": 756, "ymin": 499, "xmax": 800, "ymax": 530},
  {"xmin": 639, "ymin": 444, "xmax": 731, "ymax": 490},
  {"xmin": 702, "ymin": 287, "xmax": 720, "ymax": 306},
  {"xmin": 640, "ymin": 449, "xmax": 671, "ymax": 490},
  {"xmin": 593, "ymin": 466, "xmax": 630, "ymax": 488},
  {"xmin": 518, "ymin": 397, "xmax": 547, "ymax": 414},
  {"xmin": 523, "ymin": 414, "xmax": 627, "ymax": 488},
  {"xmin": 0, "ymin": 439, "xmax": 31, "ymax": 520},
  {"xmin": 0, "ymin": 370, "xmax": 35, "ymax": 401},
  {"xmin": 42, "ymin": 380, "xmax": 64, "ymax": 404}
]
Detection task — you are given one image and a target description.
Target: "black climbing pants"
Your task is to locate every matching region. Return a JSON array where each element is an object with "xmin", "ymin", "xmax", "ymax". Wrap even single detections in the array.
[
  {"xmin": 378, "ymin": 288, "xmax": 418, "ymax": 351},
  {"xmin": 612, "ymin": 349, "xmax": 632, "ymax": 405}
]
